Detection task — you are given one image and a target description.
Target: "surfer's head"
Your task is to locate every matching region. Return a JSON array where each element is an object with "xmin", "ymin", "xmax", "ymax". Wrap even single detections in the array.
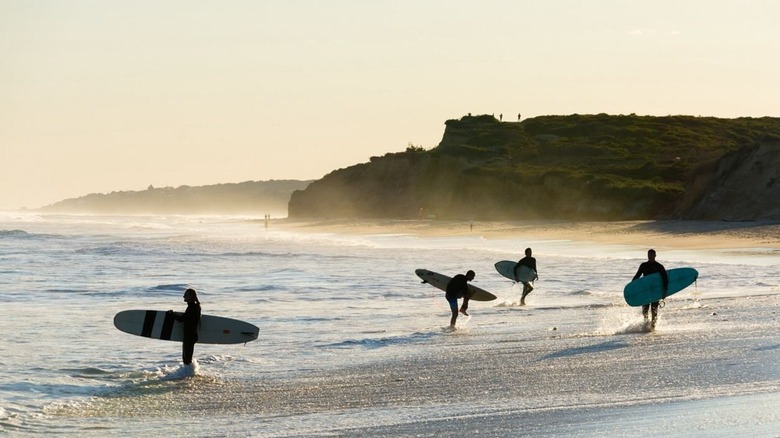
[
  {"xmin": 525, "ymin": 247, "xmax": 532, "ymax": 256},
  {"xmin": 184, "ymin": 288, "xmax": 200, "ymax": 304},
  {"xmin": 466, "ymin": 270, "xmax": 475, "ymax": 281},
  {"xmin": 647, "ymin": 249, "xmax": 656, "ymax": 261}
]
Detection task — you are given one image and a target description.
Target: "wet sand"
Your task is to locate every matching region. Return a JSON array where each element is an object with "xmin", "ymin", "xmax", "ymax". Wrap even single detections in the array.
[
  {"xmin": 275, "ymin": 219, "xmax": 780, "ymax": 250},
  {"xmin": 63, "ymin": 294, "xmax": 780, "ymax": 437}
]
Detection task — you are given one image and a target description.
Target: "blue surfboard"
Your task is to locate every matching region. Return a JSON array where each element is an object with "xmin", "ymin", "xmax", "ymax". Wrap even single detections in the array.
[{"xmin": 623, "ymin": 267, "xmax": 699, "ymax": 307}]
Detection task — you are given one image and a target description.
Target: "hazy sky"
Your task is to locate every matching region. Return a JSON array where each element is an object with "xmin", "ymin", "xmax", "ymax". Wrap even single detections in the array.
[{"xmin": 2, "ymin": 1, "xmax": 779, "ymax": 210}]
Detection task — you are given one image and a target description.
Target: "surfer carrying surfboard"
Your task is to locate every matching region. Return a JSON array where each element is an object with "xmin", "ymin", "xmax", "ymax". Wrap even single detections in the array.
[
  {"xmin": 167, "ymin": 288, "xmax": 202, "ymax": 365},
  {"xmin": 514, "ymin": 248, "xmax": 538, "ymax": 305},
  {"xmin": 446, "ymin": 270, "xmax": 475, "ymax": 327},
  {"xmin": 632, "ymin": 249, "xmax": 668, "ymax": 330}
]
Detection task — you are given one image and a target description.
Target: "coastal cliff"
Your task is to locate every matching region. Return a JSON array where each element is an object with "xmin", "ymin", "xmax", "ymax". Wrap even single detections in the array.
[
  {"xmin": 289, "ymin": 114, "xmax": 780, "ymax": 221},
  {"xmin": 40, "ymin": 179, "xmax": 312, "ymax": 216},
  {"xmin": 675, "ymin": 141, "xmax": 780, "ymax": 220}
]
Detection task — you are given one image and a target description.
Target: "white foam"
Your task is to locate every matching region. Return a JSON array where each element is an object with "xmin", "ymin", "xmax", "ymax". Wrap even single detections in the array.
[{"xmin": 159, "ymin": 360, "xmax": 199, "ymax": 381}]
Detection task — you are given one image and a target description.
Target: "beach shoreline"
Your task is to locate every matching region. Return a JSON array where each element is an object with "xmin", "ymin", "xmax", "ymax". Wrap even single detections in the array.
[{"xmin": 274, "ymin": 218, "xmax": 780, "ymax": 251}]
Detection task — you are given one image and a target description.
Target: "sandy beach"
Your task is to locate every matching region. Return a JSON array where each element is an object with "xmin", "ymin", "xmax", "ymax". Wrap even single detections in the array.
[
  {"xmin": 276, "ymin": 219, "xmax": 780, "ymax": 251},
  {"xmin": 5, "ymin": 214, "xmax": 778, "ymax": 436}
]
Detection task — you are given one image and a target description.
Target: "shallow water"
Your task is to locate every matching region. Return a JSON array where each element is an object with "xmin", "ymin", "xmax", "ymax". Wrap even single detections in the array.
[{"xmin": 1, "ymin": 213, "xmax": 778, "ymax": 436}]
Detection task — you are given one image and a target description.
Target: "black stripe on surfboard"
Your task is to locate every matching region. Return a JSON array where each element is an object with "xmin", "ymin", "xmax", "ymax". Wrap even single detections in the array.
[
  {"xmin": 160, "ymin": 311, "xmax": 175, "ymax": 340},
  {"xmin": 141, "ymin": 310, "xmax": 156, "ymax": 338}
]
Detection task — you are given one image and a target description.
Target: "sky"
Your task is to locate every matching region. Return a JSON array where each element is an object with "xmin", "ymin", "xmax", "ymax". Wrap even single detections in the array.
[{"xmin": 2, "ymin": 0, "xmax": 779, "ymax": 210}]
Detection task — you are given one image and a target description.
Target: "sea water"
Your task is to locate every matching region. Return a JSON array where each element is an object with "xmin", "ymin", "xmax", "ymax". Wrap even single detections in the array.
[{"xmin": 0, "ymin": 213, "xmax": 778, "ymax": 436}]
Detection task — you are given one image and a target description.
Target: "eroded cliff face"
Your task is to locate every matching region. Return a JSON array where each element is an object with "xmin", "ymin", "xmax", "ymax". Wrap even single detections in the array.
[{"xmin": 675, "ymin": 142, "xmax": 780, "ymax": 220}]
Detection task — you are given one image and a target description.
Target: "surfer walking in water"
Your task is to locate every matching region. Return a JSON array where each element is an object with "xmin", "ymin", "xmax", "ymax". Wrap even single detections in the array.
[
  {"xmin": 514, "ymin": 248, "xmax": 538, "ymax": 305},
  {"xmin": 632, "ymin": 249, "xmax": 668, "ymax": 330},
  {"xmin": 168, "ymin": 288, "xmax": 202, "ymax": 366},
  {"xmin": 446, "ymin": 270, "xmax": 475, "ymax": 327}
]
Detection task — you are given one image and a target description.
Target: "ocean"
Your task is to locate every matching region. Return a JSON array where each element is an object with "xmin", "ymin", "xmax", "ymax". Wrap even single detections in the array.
[{"xmin": 1, "ymin": 213, "xmax": 778, "ymax": 437}]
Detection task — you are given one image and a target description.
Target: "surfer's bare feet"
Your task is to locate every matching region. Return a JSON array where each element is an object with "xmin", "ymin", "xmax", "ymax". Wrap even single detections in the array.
[{"xmin": 460, "ymin": 308, "xmax": 469, "ymax": 316}]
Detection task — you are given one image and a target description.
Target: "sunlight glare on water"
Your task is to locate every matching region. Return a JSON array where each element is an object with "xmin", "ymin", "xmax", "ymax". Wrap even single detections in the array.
[{"xmin": 0, "ymin": 213, "xmax": 778, "ymax": 436}]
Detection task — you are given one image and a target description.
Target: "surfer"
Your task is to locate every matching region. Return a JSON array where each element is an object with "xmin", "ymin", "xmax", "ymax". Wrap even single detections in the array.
[
  {"xmin": 632, "ymin": 249, "xmax": 668, "ymax": 330},
  {"xmin": 446, "ymin": 270, "xmax": 476, "ymax": 327},
  {"xmin": 514, "ymin": 248, "xmax": 538, "ymax": 305},
  {"xmin": 168, "ymin": 288, "xmax": 202, "ymax": 366}
]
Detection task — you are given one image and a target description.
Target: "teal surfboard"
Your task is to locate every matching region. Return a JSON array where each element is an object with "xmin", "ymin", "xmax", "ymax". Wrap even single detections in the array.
[
  {"xmin": 494, "ymin": 260, "xmax": 536, "ymax": 283},
  {"xmin": 623, "ymin": 267, "xmax": 699, "ymax": 307}
]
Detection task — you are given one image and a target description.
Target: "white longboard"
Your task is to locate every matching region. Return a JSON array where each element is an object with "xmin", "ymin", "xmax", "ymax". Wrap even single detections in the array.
[
  {"xmin": 494, "ymin": 260, "xmax": 537, "ymax": 282},
  {"xmin": 415, "ymin": 269, "xmax": 497, "ymax": 301},
  {"xmin": 114, "ymin": 310, "xmax": 259, "ymax": 345}
]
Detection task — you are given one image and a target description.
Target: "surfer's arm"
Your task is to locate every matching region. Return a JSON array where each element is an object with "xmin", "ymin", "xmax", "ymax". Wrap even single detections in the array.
[
  {"xmin": 660, "ymin": 267, "xmax": 669, "ymax": 297},
  {"xmin": 169, "ymin": 310, "xmax": 192, "ymax": 323},
  {"xmin": 632, "ymin": 265, "xmax": 643, "ymax": 281}
]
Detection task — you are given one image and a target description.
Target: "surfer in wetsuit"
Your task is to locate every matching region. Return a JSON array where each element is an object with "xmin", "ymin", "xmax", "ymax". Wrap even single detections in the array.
[
  {"xmin": 446, "ymin": 270, "xmax": 475, "ymax": 327},
  {"xmin": 632, "ymin": 249, "xmax": 668, "ymax": 330},
  {"xmin": 168, "ymin": 288, "xmax": 201, "ymax": 365},
  {"xmin": 514, "ymin": 248, "xmax": 538, "ymax": 305}
]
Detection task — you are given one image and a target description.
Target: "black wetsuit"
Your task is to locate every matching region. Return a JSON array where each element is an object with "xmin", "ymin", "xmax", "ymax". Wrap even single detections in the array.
[
  {"xmin": 445, "ymin": 273, "xmax": 473, "ymax": 323},
  {"xmin": 174, "ymin": 301, "xmax": 201, "ymax": 365},
  {"xmin": 632, "ymin": 260, "xmax": 668, "ymax": 320},
  {"xmin": 514, "ymin": 256, "xmax": 537, "ymax": 280},
  {"xmin": 446, "ymin": 274, "xmax": 469, "ymax": 300},
  {"xmin": 632, "ymin": 261, "xmax": 668, "ymax": 291}
]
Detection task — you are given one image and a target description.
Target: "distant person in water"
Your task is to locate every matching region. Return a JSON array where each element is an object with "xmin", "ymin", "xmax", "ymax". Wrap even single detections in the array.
[
  {"xmin": 632, "ymin": 249, "xmax": 668, "ymax": 330},
  {"xmin": 446, "ymin": 270, "xmax": 475, "ymax": 327},
  {"xmin": 168, "ymin": 288, "xmax": 201, "ymax": 365},
  {"xmin": 514, "ymin": 247, "xmax": 538, "ymax": 305}
]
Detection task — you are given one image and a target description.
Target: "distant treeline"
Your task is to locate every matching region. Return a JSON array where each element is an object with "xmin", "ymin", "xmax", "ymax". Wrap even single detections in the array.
[{"xmin": 41, "ymin": 180, "xmax": 313, "ymax": 216}]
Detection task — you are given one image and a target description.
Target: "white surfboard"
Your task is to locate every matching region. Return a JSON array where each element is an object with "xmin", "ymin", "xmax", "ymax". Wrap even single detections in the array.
[
  {"xmin": 494, "ymin": 260, "xmax": 537, "ymax": 283},
  {"xmin": 114, "ymin": 310, "xmax": 259, "ymax": 345},
  {"xmin": 415, "ymin": 269, "xmax": 497, "ymax": 301}
]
